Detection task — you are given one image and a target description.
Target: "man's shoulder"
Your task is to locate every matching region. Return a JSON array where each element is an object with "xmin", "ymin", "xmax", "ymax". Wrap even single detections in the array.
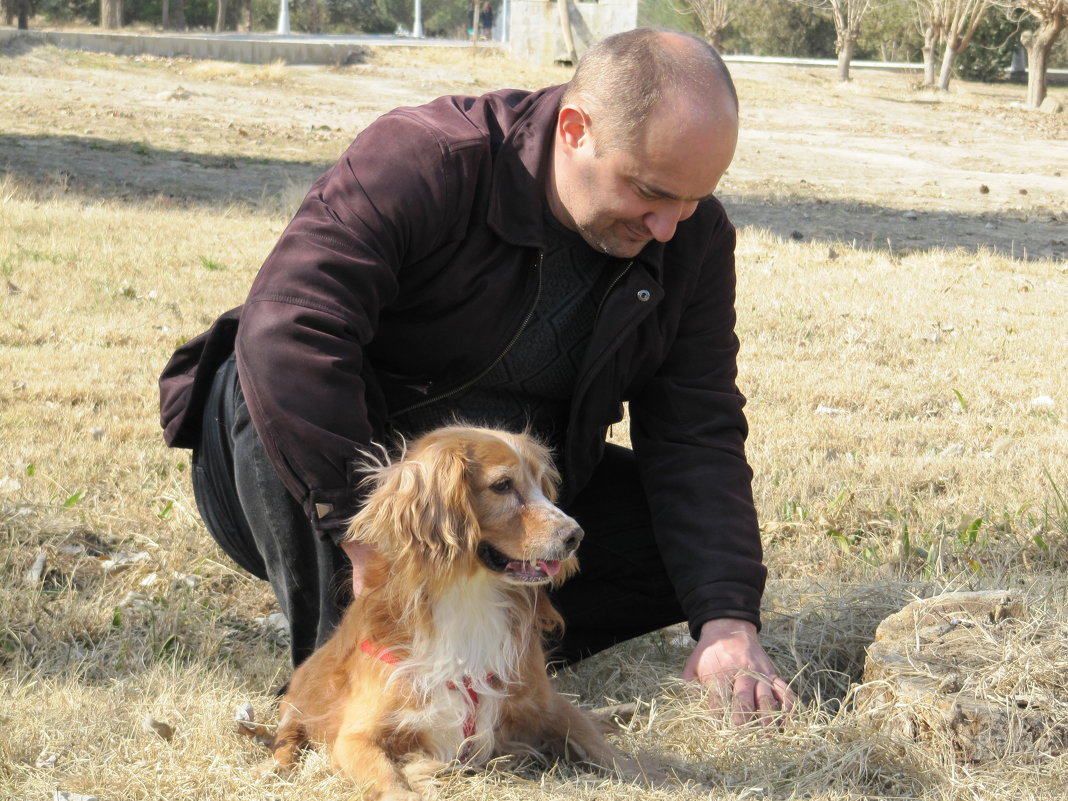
[{"xmin": 383, "ymin": 85, "xmax": 565, "ymax": 148}]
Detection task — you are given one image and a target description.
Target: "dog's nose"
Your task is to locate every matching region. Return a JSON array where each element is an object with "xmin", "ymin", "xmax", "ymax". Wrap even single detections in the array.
[{"xmin": 560, "ymin": 525, "xmax": 583, "ymax": 553}]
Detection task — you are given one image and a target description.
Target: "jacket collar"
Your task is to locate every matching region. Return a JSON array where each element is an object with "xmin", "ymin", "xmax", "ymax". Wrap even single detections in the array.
[{"xmin": 487, "ymin": 84, "xmax": 667, "ymax": 282}]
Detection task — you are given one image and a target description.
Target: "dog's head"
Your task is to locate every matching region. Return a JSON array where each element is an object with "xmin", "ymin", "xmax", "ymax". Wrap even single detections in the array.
[{"xmin": 347, "ymin": 426, "xmax": 582, "ymax": 588}]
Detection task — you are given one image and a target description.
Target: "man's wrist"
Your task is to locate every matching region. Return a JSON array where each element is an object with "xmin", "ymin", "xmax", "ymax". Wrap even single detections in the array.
[{"xmin": 698, "ymin": 617, "xmax": 757, "ymax": 642}]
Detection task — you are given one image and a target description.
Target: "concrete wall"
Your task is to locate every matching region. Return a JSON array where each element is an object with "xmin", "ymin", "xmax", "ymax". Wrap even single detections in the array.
[
  {"xmin": 0, "ymin": 30, "xmax": 467, "ymax": 66},
  {"xmin": 507, "ymin": 0, "xmax": 637, "ymax": 64}
]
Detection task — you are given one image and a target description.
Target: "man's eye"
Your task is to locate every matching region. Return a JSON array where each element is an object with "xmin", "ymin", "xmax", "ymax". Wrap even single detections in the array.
[{"xmin": 490, "ymin": 478, "xmax": 514, "ymax": 493}]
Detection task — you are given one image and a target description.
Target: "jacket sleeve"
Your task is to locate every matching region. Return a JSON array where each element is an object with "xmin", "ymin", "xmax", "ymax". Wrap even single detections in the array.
[
  {"xmin": 628, "ymin": 216, "xmax": 766, "ymax": 637},
  {"xmin": 234, "ymin": 111, "xmax": 466, "ymax": 540}
]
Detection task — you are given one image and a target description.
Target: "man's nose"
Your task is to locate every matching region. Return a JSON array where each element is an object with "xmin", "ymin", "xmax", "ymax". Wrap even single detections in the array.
[{"xmin": 643, "ymin": 200, "xmax": 697, "ymax": 243}]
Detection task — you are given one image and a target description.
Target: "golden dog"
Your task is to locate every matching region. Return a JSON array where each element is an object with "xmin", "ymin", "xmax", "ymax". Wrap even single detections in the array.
[{"xmin": 269, "ymin": 425, "xmax": 643, "ymax": 799}]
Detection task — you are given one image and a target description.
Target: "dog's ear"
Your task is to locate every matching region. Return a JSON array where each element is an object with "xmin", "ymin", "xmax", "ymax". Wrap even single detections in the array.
[
  {"xmin": 346, "ymin": 437, "xmax": 479, "ymax": 565},
  {"xmin": 523, "ymin": 435, "xmax": 561, "ymax": 503}
]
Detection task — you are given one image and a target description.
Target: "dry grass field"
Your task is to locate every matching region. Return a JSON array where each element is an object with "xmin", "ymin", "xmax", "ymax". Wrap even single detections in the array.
[{"xmin": 2, "ymin": 38, "xmax": 1067, "ymax": 801}]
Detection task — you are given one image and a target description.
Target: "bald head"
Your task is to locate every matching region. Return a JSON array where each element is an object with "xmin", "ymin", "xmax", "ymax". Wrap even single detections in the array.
[{"xmin": 560, "ymin": 27, "xmax": 738, "ymax": 153}]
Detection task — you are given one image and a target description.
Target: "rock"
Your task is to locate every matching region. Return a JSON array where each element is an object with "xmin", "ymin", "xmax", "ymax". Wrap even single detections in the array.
[
  {"xmin": 903, "ymin": 210, "xmax": 918, "ymax": 220},
  {"xmin": 155, "ymin": 86, "xmax": 191, "ymax": 102},
  {"xmin": 143, "ymin": 713, "xmax": 175, "ymax": 741},
  {"xmin": 97, "ymin": 550, "xmax": 150, "ymax": 571},
  {"xmin": 235, "ymin": 701, "xmax": 256, "ymax": 725},
  {"xmin": 234, "ymin": 701, "xmax": 274, "ymax": 746},
  {"xmin": 35, "ymin": 751, "xmax": 58, "ymax": 769},
  {"xmin": 815, "ymin": 403, "xmax": 849, "ymax": 416},
  {"xmin": 854, "ymin": 591, "xmax": 1068, "ymax": 763},
  {"xmin": 1039, "ymin": 96, "xmax": 1063, "ymax": 115},
  {"xmin": 1030, "ymin": 395, "xmax": 1055, "ymax": 410},
  {"xmin": 23, "ymin": 553, "xmax": 46, "ymax": 584}
]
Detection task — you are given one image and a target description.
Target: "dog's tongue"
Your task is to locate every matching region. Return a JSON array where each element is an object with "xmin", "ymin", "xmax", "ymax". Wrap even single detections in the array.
[
  {"xmin": 506, "ymin": 559, "xmax": 561, "ymax": 578},
  {"xmin": 537, "ymin": 559, "xmax": 561, "ymax": 577}
]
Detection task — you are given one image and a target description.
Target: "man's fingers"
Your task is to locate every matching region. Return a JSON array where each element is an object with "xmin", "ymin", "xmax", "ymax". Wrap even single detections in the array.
[
  {"xmin": 727, "ymin": 672, "xmax": 796, "ymax": 726},
  {"xmin": 753, "ymin": 676, "xmax": 785, "ymax": 726},
  {"xmin": 730, "ymin": 674, "xmax": 758, "ymax": 726},
  {"xmin": 773, "ymin": 676, "xmax": 797, "ymax": 713}
]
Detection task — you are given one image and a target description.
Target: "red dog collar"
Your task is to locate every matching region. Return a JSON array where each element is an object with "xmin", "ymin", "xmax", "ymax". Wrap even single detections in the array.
[{"xmin": 359, "ymin": 639, "xmax": 481, "ymax": 741}]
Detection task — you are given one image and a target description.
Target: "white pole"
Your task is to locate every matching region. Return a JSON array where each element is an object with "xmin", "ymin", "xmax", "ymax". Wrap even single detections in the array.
[
  {"xmin": 277, "ymin": 0, "xmax": 290, "ymax": 35},
  {"xmin": 413, "ymin": 0, "xmax": 424, "ymax": 38}
]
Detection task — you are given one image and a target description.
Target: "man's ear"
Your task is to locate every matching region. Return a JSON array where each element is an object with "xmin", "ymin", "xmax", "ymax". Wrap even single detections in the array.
[{"xmin": 556, "ymin": 104, "xmax": 592, "ymax": 151}]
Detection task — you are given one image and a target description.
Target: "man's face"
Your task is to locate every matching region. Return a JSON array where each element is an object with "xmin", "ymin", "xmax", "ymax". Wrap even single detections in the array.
[{"xmin": 551, "ymin": 97, "xmax": 738, "ymax": 259}]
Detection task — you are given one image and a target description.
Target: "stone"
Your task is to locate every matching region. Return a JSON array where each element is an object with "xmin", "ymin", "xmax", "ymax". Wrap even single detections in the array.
[
  {"xmin": 1040, "ymin": 96, "xmax": 1063, "ymax": 114},
  {"xmin": 854, "ymin": 591, "xmax": 1068, "ymax": 763}
]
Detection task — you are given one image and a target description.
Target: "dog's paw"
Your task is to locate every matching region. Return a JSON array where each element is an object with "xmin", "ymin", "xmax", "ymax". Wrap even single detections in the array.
[
  {"xmin": 366, "ymin": 791, "xmax": 422, "ymax": 801},
  {"xmin": 252, "ymin": 756, "xmax": 290, "ymax": 780},
  {"xmin": 400, "ymin": 757, "xmax": 450, "ymax": 797},
  {"xmin": 610, "ymin": 753, "xmax": 676, "ymax": 788}
]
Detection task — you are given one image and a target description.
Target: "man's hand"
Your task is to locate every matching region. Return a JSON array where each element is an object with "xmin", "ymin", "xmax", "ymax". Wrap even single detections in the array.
[
  {"xmin": 340, "ymin": 539, "xmax": 374, "ymax": 597},
  {"xmin": 681, "ymin": 618, "xmax": 795, "ymax": 726}
]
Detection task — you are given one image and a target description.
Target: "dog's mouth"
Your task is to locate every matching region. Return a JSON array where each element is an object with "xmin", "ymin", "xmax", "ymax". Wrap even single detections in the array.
[{"xmin": 477, "ymin": 542, "xmax": 563, "ymax": 583}]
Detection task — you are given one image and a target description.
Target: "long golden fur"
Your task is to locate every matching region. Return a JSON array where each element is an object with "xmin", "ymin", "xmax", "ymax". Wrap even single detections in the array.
[{"xmin": 270, "ymin": 425, "xmax": 642, "ymax": 800}]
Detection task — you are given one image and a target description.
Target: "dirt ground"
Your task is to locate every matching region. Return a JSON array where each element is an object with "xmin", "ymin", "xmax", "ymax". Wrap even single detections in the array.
[{"xmin": 1, "ymin": 38, "xmax": 1067, "ymax": 263}]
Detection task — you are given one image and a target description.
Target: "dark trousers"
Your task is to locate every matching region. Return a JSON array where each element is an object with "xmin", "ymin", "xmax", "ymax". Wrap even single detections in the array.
[{"xmin": 192, "ymin": 354, "xmax": 686, "ymax": 667}]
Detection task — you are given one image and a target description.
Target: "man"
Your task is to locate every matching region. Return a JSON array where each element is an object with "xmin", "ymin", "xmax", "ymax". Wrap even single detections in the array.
[{"xmin": 159, "ymin": 27, "xmax": 795, "ymax": 724}]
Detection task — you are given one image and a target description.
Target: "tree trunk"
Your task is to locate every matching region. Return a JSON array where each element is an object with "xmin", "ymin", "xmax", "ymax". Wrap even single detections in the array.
[
  {"xmin": 215, "ymin": 0, "xmax": 227, "ymax": 32},
  {"xmin": 171, "ymin": 0, "xmax": 186, "ymax": 30},
  {"xmin": 922, "ymin": 25, "xmax": 939, "ymax": 86},
  {"xmin": 938, "ymin": 41, "xmax": 959, "ymax": 90},
  {"xmin": 706, "ymin": 27, "xmax": 723, "ymax": 52},
  {"xmin": 558, "ymin": 0, "xmax": 577, "ymax": 64},
  {"xmin": 101, "ymin": 0, "xmax": 123, "ymax": 28},
  {"xmin": 17, "ymin": 0, "xmax": 28, "ymax": 29},
  {"xmin": 1026, "ymin": 17, "xmax": 1066, "ymax": 108},
  {"xmin": 161, "ymin": 0, "xmax": 169, "ymax": 28},
  {"xmin": 836, "ymin": 34, "xmax": 856, "ymax": 82}
]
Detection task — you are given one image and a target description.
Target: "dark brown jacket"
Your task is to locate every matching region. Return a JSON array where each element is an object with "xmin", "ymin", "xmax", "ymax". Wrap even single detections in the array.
[{"xmin": 159, "ymin": 84, "xmax": 766, "ymax": 633}]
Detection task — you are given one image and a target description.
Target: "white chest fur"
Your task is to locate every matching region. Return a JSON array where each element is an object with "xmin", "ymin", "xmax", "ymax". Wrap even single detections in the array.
[{"xmin": 391, "ymin": 573, "xmax": 527, "ymax": 763}]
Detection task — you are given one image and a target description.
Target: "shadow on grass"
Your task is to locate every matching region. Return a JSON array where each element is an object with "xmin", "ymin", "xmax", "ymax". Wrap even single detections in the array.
[
  {"xmin": 2, "ymin": 132, "xmax": 1066, "ymax": 260},
  {"xmin": 723, "ymin": 193, "xmax": 1068, "ymax": 262},
  {"xmin": 0, "ymin": 132, "xmax": 329, "ymax": 213}
]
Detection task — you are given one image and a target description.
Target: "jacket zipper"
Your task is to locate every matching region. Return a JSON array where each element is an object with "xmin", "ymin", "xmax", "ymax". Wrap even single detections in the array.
[
  {"xmin": 563, "ymin": 258, "xmax": 647, "ymax": 488},
  {"xmin": 390, "ymin": 253, "xmax": 545, "ymax": 417},
  {"xmin": 594, "ymin": 260, "xmax": 634, "ymax": 321}
]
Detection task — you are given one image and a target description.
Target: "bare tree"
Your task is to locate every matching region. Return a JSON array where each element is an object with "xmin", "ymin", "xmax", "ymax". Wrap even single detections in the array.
[
  {"xmin": 170, "ymin": 0, "xmax": 186, "ymax": 29},
  {"xmin": 909, "ymin": 0, "xmax": 947, "ymax": 84},
  {"xmin": 904, "ymin": 0, "xmax": 991, "ymax": 88},
  {"xmin": 991, "ymin": 0, "xmax": 1068, "ymax": 106},
  {"xmin": 101, "ymin": 0, "xmax": 123, "ymax": 28},
  {"xmin": 788, "ymin": 1, "xmax": 886, "ymax": 81},
  {"xmin": 674, "ymin": 0, "xmax": 736, "ymax": 51},
  {"xmin": 557, "ymin": 0, "xmax": 577, "ymax": 64},
  {"xmin": 937, "ymin": 0, "xmax": 990, "ymax": 89}
]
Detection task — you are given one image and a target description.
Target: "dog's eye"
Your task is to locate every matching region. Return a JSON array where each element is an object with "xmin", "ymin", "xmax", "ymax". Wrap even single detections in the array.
[{"xmin": 489, "ymin": 477, "xmax": 514, "ymax": 494}]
